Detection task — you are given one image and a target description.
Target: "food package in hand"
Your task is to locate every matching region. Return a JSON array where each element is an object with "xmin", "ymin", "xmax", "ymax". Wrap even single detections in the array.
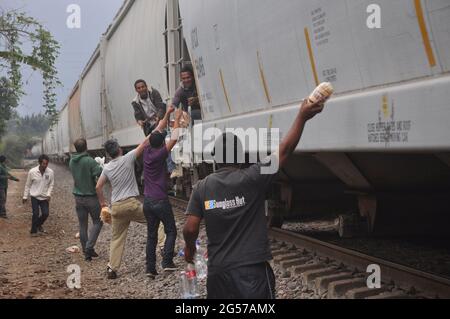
[
  {"xmin": 101, "ymin": 207, "xmax": 112, "ymax": 225},
  {"xmin": 95, "ymin": 157, "xmax": 105, "ymax": 169},
  {"xmin": 179, "ymin": 111, "xmax": 191, "ymax": 129},
  {"xmin": 308, "ymin": 82, "xmax": 334, "ymax": 104}
]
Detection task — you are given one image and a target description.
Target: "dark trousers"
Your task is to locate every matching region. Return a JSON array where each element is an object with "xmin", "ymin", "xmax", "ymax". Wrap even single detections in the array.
[
  {"xmin": 143, "ymin": 198, "xmax": 177, "ymax": 272},
  {"xmin": 75, "ymin": 196, "xmax": 103, "ymax": 253},
  {"xmin": 207, "ymin": 262, "xmax": 276, "ymax": 299},
  {"xmin": 31, "ymin": 197, "xmax": 49, "ymax": 233},
  {"xmin": 0, "ymin": 188, "xmax": 6, "ymax": 216}
]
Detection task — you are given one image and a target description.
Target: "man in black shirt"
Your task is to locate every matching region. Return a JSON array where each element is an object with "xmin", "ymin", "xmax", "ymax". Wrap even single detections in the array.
[{"xmin": 183, "ymin": 97, "xmax": 327, "ymax": 299}]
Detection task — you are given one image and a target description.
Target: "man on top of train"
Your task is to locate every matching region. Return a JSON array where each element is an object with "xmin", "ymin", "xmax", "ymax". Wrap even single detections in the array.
[
  {"xmin": 96, "ymin": 107, "xmax": 176, "ymax": 280},
  {"xmin": 170, "ymin": 66, "xmax": 201, "ymax": 121},
  {"xmin": 183, "ymin": 97, "xmax": 327, "ymax": 299},
  {"xmin": 132, "ymin": 79, "xmax": 166, "ymax": 137}
]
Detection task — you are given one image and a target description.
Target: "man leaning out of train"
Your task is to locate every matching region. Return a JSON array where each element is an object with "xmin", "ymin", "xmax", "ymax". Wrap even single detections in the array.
[
  {"xmin": 69, "ymin": 138, "xmax": 104, "ymax": 262},
  {"xmin": 132, "ymin": 79, "xmax": 166, "ymax": 137},
  {"xmin": 183, "ymin": 97, "xmax": 327, "ymax": 299}
]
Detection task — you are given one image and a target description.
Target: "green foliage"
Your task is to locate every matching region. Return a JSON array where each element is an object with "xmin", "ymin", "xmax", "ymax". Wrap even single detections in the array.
[
  {"xmin": 0, "ymin": 8, "xmax": 60, "ymax": 136},
  {"xmin": 0, "ymin": 77, "xmax": 18, "ymax": 137}
]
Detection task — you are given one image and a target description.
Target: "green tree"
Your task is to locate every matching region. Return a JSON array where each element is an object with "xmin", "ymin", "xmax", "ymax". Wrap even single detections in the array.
[
  {"xmin": 0, "ymin": 76, "xmax": 18, "ymax": 138},
  {"xmin": 0, "ymin": 7, "xmax": 60, "ymax": 138}
]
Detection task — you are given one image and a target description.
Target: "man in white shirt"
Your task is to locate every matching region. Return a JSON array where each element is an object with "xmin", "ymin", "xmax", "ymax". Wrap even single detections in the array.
[{"xmin": 23, "ymin": 155, "xmax": 55, "ymax": 237}]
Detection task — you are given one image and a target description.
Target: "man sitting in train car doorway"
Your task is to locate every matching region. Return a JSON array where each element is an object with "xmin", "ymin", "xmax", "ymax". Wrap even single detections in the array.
[
  {"xmin": 0, "ymin": 155, "xmax": 20, "ymax": 219},
  {"xmin": 23, "ymin": 155, "xmax": 54, "ymax": 237},
  {"xmin": 143, "ymin": 106, "xmax": 183, "ymax": 279},
  {"xmin": 183, "ymin": 97, "xmax": 327, "ymax": 299},
  {"xmin": 170, "ymin": 66, "xmax": 202, "ymax": 121}
]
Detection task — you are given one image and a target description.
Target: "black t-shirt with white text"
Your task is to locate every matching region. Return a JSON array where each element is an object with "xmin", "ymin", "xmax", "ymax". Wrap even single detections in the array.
[{"xmin": 186, "ymin": 160, "xmax": 278, "ymax": 274}]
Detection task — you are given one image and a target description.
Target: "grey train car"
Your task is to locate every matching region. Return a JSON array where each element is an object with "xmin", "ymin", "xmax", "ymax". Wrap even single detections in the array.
[{"xmin": 44, "ymin": 0, "xmax": 450, "ymax": 236}]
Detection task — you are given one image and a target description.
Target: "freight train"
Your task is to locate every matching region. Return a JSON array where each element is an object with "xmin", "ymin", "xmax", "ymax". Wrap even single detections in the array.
[{"xmin": 43, "ymin": 0, "xmax": 450, "ymax": 236}]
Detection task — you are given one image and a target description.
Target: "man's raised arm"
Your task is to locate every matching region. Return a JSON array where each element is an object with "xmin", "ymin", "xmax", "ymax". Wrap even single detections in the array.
[{"xmin": 278, "ymin": 99, "xmax": 326, "ymax": 169}]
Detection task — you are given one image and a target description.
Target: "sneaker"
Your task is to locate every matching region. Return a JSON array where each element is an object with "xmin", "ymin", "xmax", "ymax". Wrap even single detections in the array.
[
  {"xmin": 30, "ymin": 232, "xmax": 39, "ymax": 238},
  {"xmin": 107, "ymin": 267, "xmax": 117, "ymax": 280},
  {"xmin": 146, "ymin": 270, "xmax": 158, "ymax": 280},
  {"xmin": 162, "ymin": 262, "xmax": 178, "ymax": 272},
  {"xmin": 0, "ymin": 215, "xmax": 7, "ymax": 219},
  {"xmin": 38, "ymin": 226, "xmax": 47, "ymax": 234}
]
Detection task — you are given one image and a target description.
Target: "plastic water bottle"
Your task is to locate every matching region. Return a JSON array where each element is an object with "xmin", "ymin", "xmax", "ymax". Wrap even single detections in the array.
[
  {"xmin": 195, "ymin": 252, "xmax": 207, "ymax": 280},
  {"xmin": 194, "ymin": 240, "xmax": 208, "ymax": 280},
  {"xmin": 180, "ymin": 263, "xmax": 199, "ymax": 299}
]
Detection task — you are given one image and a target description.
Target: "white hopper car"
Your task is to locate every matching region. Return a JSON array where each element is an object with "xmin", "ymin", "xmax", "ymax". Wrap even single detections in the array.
[{"xmin": 43, "ymin": 0, "xmax": 450, "ymax": 235}]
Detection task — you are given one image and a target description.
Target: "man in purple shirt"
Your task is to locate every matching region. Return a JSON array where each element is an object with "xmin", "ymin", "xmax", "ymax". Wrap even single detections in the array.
[{"xmin": 143, "ymin": 106, "xmax": 182, "ymax": 278}]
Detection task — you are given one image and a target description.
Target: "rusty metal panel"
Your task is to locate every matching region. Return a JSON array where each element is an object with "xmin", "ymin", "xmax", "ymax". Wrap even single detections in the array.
[
  {"xmin": 80, "ymin": 56, "xmax": 103, "ymax": 149},
  {"xmin": 68, "ymin": 86, "xmax": 83, "ymax": 153}
]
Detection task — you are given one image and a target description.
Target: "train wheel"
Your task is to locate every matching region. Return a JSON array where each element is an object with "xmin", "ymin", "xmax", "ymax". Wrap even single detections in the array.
[
  {"xmin": 267, "ymin": 214, "xmax": 284, "ymax": 228},
  {"xmin": 338, "ymin": 214, "xmax": 368, "ymax": 238},
  {"xmin": 267, "ymin": 203, "xmax": 284, "ymax": 228}
]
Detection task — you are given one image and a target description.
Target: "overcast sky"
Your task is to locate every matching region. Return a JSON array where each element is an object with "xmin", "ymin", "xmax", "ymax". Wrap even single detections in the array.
[{"xmin": 2, "ymin": 0, "xmax": 124, "ymax": 115}]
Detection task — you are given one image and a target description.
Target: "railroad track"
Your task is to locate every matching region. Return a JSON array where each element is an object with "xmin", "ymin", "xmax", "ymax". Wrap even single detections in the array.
[{"xmin": 169, "ymin": 196, "xmax": 450, "ymax": 299}]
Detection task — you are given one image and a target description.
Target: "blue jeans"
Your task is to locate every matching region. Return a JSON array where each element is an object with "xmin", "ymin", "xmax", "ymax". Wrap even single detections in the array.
[
  {"xmin": 143, "ymin": 198, "xmax": 177, "ymax": 272},
  {"xmin": 31, "ymin": 197, "xmax": 49, "ymax": 233},
  {"xmin": 75, "ymin": 196, "xmax": 103, "ymax": 253}
]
